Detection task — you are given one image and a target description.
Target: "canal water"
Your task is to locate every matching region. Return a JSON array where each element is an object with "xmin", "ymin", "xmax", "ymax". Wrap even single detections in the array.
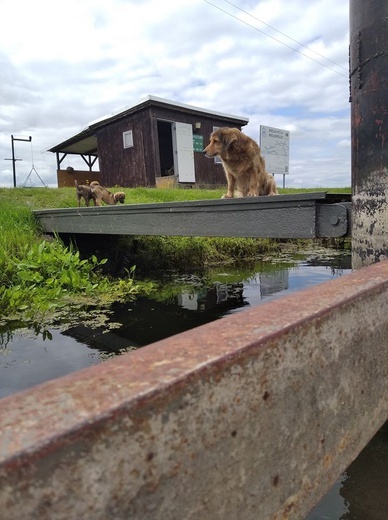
[{"xmin": 1, "ymin": 249, "xmax": 387, "ymax": 518}]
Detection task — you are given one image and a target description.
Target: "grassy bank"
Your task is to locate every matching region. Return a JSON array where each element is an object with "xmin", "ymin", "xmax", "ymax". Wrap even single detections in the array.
[
  {"xmin": 0, "ymin": 190, "xmax": 139, "ymax": 326},
  {"xmin": 0, "ymin": 185, "xmax": 351, "ymax": 209},
  {"xmin": 0, "ymin": 186, "xmax": 351, "ymax": 325}
]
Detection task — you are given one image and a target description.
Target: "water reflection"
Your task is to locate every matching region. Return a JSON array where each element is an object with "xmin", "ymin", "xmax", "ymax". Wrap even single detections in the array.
[
  {"xmin": 60, "ymin": 263, "xmax": 303, "ymax": 351},
  {"xmin": 308, "ymin": 425, "xmax": 388, "ymax": 520},
  {"xmin": 1, "ymin": 253, "xmax": 351, "ymax": 380},
  {"xmin": 341, "ymin": 426, "xmax": 388, "ymax": 518},
  {"xmin": 307, "ymin": 474, "xmax": 350, "ymax": 519},
  {"xmin": 260, "ymin": 269, "xmax": 289, "ymax": 297}
]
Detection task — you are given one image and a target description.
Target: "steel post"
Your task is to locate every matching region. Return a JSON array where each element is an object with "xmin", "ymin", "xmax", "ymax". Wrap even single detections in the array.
[{"xmin": 350, "ymin": 0, "xmax": 388, "ymax": 268}]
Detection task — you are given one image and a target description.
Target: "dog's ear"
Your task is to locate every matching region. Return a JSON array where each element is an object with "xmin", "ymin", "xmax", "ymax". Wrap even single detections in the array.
[{"xmin": 220, "ymin": 129, "xmax": 239, "ymax": 150}]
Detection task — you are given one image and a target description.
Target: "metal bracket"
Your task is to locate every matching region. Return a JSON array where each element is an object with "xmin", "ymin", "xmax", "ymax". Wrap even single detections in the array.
[{"xmin": 317, "ymin": 203, "xmax": 351, "ymax": 237}]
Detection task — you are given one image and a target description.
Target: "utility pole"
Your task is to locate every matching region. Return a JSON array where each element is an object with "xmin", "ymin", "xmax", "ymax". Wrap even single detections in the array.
[{"xmin": 4, "ymin": 135, "xmax": 32, "ymax": 187}]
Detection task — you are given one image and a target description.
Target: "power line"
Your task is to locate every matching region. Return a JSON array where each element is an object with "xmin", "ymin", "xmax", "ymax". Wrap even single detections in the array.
[
  {"xmin": 202, "ymin": 0, "xmax": 348, "ymax": 78},
  {"xmin": 223, "ymin": 0, "xmax": 348, "ymax": 72}
]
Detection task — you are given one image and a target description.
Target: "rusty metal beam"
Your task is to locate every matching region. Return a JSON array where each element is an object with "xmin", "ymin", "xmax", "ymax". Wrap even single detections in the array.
[
  {"xmin": 0, "ymin": 260, "xmax": 387, "ymax": 520},
  {"xmin": 33, "ymin": 192, "xmax": 351, "ymax": 239}
]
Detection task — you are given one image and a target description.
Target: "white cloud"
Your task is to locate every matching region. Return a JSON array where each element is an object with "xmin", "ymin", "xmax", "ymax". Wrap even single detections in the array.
[{"xmin": 0, "ymin": 0, "xmax": 351, "ymax": 188}]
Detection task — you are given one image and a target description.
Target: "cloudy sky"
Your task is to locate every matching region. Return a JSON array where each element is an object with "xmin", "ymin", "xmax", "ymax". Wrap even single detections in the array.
[{"xmin": 0, "ymin": 0, "xmax": 350, "ymax": 188}]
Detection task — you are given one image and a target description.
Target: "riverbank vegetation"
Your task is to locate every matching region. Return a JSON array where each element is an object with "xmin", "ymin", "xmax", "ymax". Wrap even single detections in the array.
[
  {"xmin": 0, "ymin": 186, "xmax": 351, "ymax": 326},
  {"xmin": 0, "ymin": 193, "xmax": 138, "ymax": 326}
]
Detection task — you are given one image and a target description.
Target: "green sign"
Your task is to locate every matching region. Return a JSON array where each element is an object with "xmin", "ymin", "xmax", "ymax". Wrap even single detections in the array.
[{"xmin": 193, "ymin": 135, "xmax": 204, "ymax": 152}]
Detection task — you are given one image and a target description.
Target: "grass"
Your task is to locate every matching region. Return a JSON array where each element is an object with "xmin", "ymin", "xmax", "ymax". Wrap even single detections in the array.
[
  {"xmin": 0, "ymin": 185, "xmax": 351, "ymax": 210},
  {"xmin": 0, "ymin": 189, "xmax": 140, "ymax": 326},
  {"xmin": 0, "ymin": 198, "xmax": 39, "ymax": 258}
]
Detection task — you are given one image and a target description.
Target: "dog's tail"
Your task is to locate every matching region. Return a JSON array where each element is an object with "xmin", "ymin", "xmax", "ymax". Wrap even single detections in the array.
[{"xmin": 75, "ymin": 180, "xmax": 79, "ymax": 188}]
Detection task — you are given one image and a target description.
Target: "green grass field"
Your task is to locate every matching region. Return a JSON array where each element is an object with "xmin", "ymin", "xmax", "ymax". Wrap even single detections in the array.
[{"xmin": 0, "ymin": 185, "xmax": 351, "ymax": 210}]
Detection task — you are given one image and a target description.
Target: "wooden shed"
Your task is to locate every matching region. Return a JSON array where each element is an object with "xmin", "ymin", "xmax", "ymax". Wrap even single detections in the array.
[{"xmin": 48, "ymin": 95, "xmax": 249, "ymax": 188}]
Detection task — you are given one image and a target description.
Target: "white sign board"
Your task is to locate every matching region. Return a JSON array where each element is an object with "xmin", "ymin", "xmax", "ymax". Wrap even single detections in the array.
[{"xmin": 260, "ymin": 125, "xmax": 290, "ymax": 175}]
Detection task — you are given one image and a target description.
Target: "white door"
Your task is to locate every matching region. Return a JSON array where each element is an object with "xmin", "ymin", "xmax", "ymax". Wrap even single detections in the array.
[{"xmin": 172, "ymin": 122, "xmax": 195, "ymax": 183}]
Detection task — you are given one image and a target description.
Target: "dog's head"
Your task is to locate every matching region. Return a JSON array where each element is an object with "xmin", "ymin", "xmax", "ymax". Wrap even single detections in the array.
[
  {"xmin": 114, "ymin": 192, "xmax": 126, "ymax": 204},
  {"xmin": 202, "ymin": 127, "xmax": 242, "ymax": 158}
]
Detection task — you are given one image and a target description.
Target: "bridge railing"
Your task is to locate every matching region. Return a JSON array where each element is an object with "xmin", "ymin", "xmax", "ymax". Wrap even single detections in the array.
[{"xmin": 0, "ymin": 259, "xmax": 387, "ymax": 519}]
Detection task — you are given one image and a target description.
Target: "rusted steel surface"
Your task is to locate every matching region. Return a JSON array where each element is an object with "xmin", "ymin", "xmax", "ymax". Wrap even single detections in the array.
[
  {"xmin": 0, "ymin": 261, "xmax": 387, "ymax": 519},
  {"xmin": 350, "ymin": 0, "xmax": 388, "ymax": 268},
  {"xmin": 33, "ymin": 192, "xmax": 351, "ymax": 239}
]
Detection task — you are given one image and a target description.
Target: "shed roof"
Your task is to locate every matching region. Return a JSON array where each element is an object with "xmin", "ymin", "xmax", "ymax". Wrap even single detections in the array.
[{"xmin": 47, "ymin": 95, "xmax": 249, "ymax": 156}]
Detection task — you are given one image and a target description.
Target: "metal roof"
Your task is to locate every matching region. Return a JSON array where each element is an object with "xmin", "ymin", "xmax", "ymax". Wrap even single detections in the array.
[{"xmin": 47, "ymin": 95, "xmax": 249, "ymax": 156}]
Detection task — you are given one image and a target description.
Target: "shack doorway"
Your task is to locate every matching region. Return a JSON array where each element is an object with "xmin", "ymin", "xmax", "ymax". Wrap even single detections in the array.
[
  {"xmin": 157, "ymin": 120, "xmax": 175, "ymax": 177},
  {"xmin": 157, "ymin": 120, "xmax": 195, "ymax": 184}
]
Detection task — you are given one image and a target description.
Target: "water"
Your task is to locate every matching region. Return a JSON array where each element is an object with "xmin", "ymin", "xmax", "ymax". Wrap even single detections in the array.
[
  {"xmin": 308, "ymin": 426, "xmax": 388, "ymax": 519},
  {"xmin": 0, "ymin": 251, "xmax": 351, "ymax": 399},
  {"xmin": 1, "ymin": 250, "xmax": 387, "ymax": 518}
]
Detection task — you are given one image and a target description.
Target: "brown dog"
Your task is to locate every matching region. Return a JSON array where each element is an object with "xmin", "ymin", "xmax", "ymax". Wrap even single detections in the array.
[
  {"xmin": 91, "ymin": 184, "xmax": 126, "ymax": 206},
  {"xmin": 203, "ymin": 127, "xmax": 278, "ymax": 198},
  {"xmin": 75, "ymin": 180, "xmax": 96, "ymax": 207}
]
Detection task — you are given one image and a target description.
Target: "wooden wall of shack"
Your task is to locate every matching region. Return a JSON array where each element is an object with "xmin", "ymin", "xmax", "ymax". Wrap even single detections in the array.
[
  {"xmin": 95, "ymin": 108, "xmax": 152, "ymax": 188},
  {"xmin": 95, "ymin": 103, "xmax": 247, "ymax": 188}
]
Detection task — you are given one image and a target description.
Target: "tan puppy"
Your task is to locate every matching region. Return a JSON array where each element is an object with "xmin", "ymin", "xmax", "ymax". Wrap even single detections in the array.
[
  {"xmin": 203, "ymin": 127, "xmax": 278, "ymax": 198},
  {"xmin": 75, "ymin": 180, "xmax": 96, "ymax": 207},
  {"xmin": 91, "ymin": 184, "xmax": 126, "ymax": 206}
]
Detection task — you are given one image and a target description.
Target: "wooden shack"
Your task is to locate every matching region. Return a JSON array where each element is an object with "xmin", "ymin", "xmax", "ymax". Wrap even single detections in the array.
[{"xmin": 48, "ymin": 95, "xmax": 249, "ymax": 188}]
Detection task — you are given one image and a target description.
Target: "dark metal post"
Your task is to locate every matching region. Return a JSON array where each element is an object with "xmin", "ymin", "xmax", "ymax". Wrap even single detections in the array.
[
  {"xmin": 350, "ymin": 0, "xmax": 388, "ymax": 268},
  {"xmin": 4, "ymin": 135, "xmax": 23, "ymax": 188},
  {"xmin": 5, "ymin": 135, "xmax": 32, "ymax": 187},
  {"xmin": 11, "ymin": 135, "xmax": 16, "ymax": 187}
]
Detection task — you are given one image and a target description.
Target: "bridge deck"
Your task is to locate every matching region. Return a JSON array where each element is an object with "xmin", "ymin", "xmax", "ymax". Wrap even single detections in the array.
[{"xmin": 33, "ymin": 192, "xmax": 351, "ymax": 239}]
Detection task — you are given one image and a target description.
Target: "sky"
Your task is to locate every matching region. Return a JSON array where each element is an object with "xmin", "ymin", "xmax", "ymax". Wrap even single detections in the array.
[{"xmin": 0, "ymin": 0, "xmax": 351, "ymax": 188}]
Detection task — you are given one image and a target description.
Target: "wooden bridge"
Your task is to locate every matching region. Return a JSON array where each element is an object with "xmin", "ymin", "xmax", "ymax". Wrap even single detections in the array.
[{"xmin": 34, "ymin": 192, "xmax": 351, "ymax": 239}]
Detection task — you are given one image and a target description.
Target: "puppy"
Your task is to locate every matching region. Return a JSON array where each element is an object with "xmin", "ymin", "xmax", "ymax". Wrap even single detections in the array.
[
  {"xmin": 259, "ymin": 168, "xmax": 278, "ymax": 196},
  {"xmin": 91, "ymin": 184, "xmax": 126, "ymax": 206},
  {"xmin": 203, "ymin": 127, "xmax": 278, "ymax": 198},
  {"xmin": 75, "ymin": 180, "xmax": 96, "ymax": 207}
]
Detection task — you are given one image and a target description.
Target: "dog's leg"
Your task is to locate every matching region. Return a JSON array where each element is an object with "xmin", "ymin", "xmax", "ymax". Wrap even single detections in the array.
[
  {"xmin": 246, "ymin": 169, "xmax": 259, "ymax": 197},
  {"xmin": 222, "ymin": 170, "xmax": 236, "ymax": 198}
]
